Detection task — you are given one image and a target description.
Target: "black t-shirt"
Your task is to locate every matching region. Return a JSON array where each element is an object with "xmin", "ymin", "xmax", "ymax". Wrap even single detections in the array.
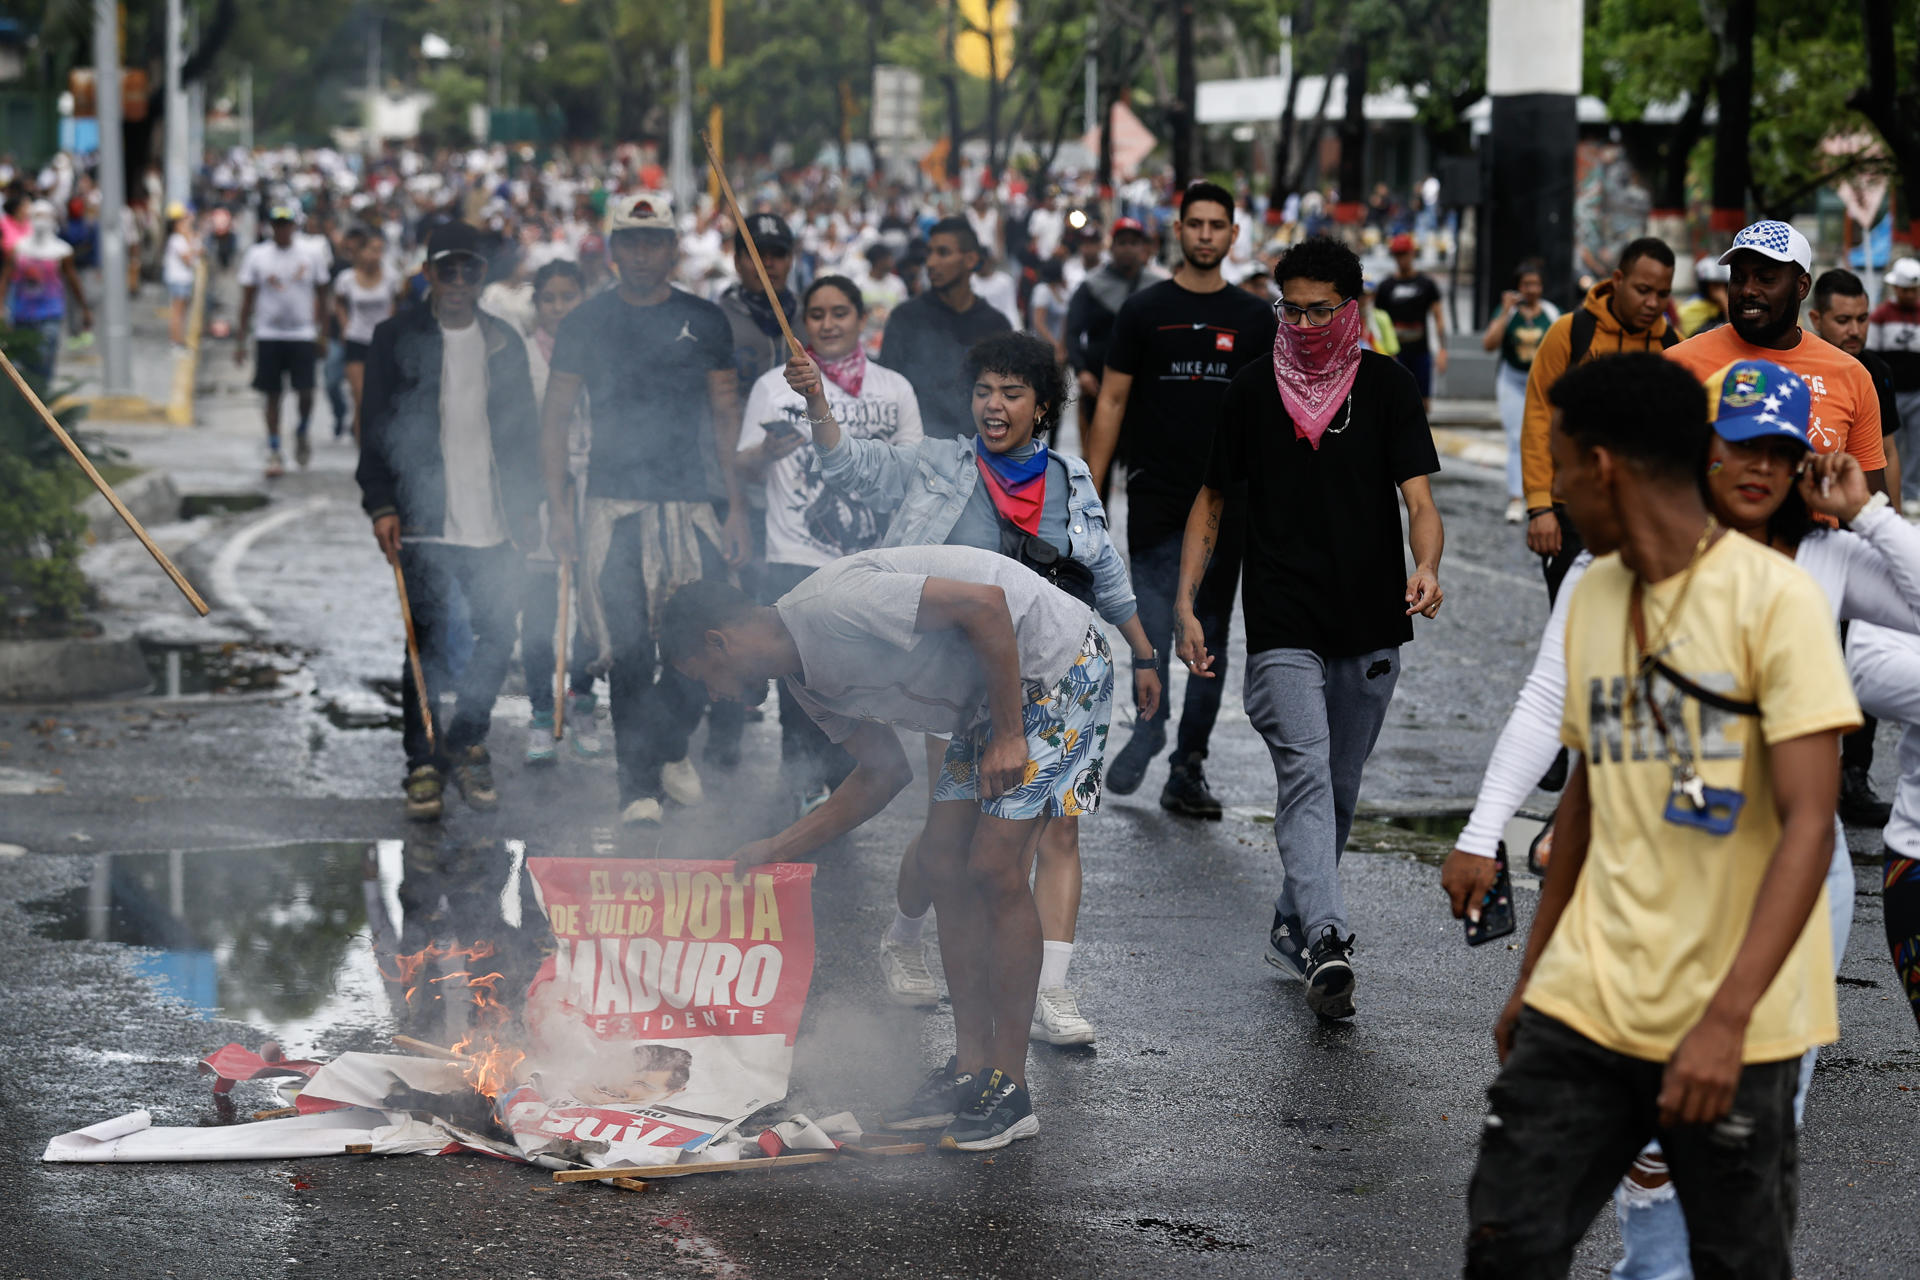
[
  {"xmin": 1376, "ymin": 273, "xmax": 1442, "ymax": 357},
  {"xmin": 1104, "ymin": 278, "xmax": 1278, "ymax": 541},
  {"xmin": 1858, "ymin": 348, "xmax": 1903, "ymax": 442},
  {"xmin": 550, "ymin": 287, "xmax": 731, "ymax": 502},
  {"xmin": 879, "ymin": 291, "xmax": 1012, "ymax": 440},
  {"xmin": 1205, "ymin": 351, "xmax": 1440, "ymax": 658}
]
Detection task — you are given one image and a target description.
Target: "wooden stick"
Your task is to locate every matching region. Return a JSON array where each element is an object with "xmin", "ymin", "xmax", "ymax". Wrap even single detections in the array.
[
  {"xmin": 699, "ymin": 131, "xmax": 804, "ymax": 361},
  {"xmin": 552, "ymin": 1151, "xmax": 835, "ymax": 1183},
  {"xmin": 344, "ymin": 1143, "xmax": 373, "ymax": 1155},
  {"xmin": 0, "ymin": 346, "xmax": 210, "ymax": 615},
  {"xmin": 251, "ymin": 1106, "xmax": 298, "ymax": 1121},
  {"xmin": 391, "ymin": 557, "xmax": 435, "ymax": 754},
  {"xmin": 390, "ymin": 1033, "xmax": 460, "ymax": 1059},
  {"xmin": 608, "ymin": 1177, "xmax": 649, "ymax": 1193},
  {"xmin": 552, "ymin": 560, "xmax": 569, "ymax": 740},
  {"xmin": 842, "ymin": 1141, "xmax": 926, "ymax": 1157}
]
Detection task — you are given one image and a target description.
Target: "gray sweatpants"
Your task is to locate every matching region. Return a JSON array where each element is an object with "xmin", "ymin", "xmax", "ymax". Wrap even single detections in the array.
[{"xmin": 1243, "ymin": 646, "xmax": 1401, "ymax": 942}]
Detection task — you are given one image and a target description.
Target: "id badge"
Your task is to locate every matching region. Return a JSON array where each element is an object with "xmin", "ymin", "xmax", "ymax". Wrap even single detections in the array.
[{"xmin": 1663, "ymin": 784, "xmax": 1745, "ymax": 836}]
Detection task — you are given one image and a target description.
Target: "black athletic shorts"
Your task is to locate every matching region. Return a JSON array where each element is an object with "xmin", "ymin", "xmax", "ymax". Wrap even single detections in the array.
[
  {"xmin": 253, "ymin": 339, "xmax": 317, "ymax": 394},
  {"xmin": 342, "ymin": 339, "xmax": 372, "ymax": 365}
]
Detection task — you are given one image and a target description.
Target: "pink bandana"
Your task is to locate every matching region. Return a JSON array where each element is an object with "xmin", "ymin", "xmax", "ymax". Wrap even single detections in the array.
[
  {"xmin": 808, "ymin": 344, "xmax": 868, "ymax": 398},
  {"xmin": 1272, "ymin": 299, "xmax": 1364, "ymax": 449}
]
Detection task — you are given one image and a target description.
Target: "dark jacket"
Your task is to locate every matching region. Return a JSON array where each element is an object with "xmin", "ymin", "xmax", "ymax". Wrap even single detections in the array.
[
  {"xmin": 1065, "ymin": 263, "xmax": 1153, "ymax": 378},
  {"xmin": 356, "ymin": 304, "xmax": 541, "ymax": 542}
]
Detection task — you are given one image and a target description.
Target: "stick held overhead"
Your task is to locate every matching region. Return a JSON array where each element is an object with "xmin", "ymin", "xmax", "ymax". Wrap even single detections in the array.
[
  {"xmin": 0, "ymin": 347, "xmax": 210, "ymax": 615},
  {"xmin": 699, "ymin": 131, "xmax": 805, "ymax": 361}
]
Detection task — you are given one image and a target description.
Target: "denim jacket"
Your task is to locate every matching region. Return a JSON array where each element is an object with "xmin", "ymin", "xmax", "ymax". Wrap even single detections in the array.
[{"xmin": 816, "ymin": 434, "xmax": 1138, "ymax": 627}]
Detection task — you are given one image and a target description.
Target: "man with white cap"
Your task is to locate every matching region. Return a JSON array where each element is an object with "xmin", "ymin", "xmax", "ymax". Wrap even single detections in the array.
[
  {"xmin": 236, "ymin": 207, "xmax": 330, "ymax": 478},
  {"xmin": 1668, "ymin": 219, "xmax": 1887, "ymax": 493},
  {"xmin": 1869, "ymin": 256, "xmax": 1920, "ymax": 511},
  {"xmin": 540, "ymin": 191, "xmax": 751, "ymax": 830}
]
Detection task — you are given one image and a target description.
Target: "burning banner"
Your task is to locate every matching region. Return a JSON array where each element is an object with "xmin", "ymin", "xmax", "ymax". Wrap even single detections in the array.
[{"xmin": 44, "ymin": 859, "xmax": 836, "ymax": 1175}]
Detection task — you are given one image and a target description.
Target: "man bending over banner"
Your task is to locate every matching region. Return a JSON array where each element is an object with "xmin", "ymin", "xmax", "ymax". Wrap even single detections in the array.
[{"xmin": 660, "ymin": 544, "xmax": 1113, "ymax": 1151}]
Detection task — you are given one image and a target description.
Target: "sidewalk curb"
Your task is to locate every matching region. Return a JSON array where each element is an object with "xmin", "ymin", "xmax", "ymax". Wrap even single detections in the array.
[
  {"xmin": 1431, "ymin": 427, "xmax": 1509, "ymax": 470},
  {"xmin": 0, "ymin": 622, "xmax": 149, "ymax": 702},
  {"xmin": 80, "ymin": 471, "xmax": 180, "ymax": 544}
]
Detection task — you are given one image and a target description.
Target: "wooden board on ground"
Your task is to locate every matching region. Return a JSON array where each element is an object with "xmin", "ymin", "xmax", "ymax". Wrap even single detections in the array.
[{"xmin": 553, "ymin": 1151, "xmax": 837, "ymax": 1183}]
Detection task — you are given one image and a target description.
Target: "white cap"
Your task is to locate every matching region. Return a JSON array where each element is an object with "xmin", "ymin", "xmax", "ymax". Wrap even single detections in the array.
[
  {"xmin": 1887, "ymin": 257, "xmax": 1920, "ymax": 289},
  {"xmin": 1718, "ymin": 220, "xmax": 1812, "ymax": 274},
  {"xmin": 1694, "ymin": 256, "xmax": 1730, "ymax": 284},
  {"xmin": 609, "ymin": 191, "xmax": 675, "ymax": 233}
]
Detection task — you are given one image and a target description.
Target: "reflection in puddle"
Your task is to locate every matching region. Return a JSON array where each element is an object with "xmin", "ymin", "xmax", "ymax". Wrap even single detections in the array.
[{"xmin": 27, "ymin": 837, "xmax": 542, "ymax": 1056}]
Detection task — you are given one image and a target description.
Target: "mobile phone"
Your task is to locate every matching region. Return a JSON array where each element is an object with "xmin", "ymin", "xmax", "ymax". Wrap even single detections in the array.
[{"xmin": 1465, "ymin": 842, "xmax": 1517, "ymax": 947}]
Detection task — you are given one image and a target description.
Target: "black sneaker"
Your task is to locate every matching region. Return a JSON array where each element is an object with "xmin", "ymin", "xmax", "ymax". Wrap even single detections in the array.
[
  {"xmin": 1106, "ymin": 724, "xmax": 1165, "ymax": 796},
  {"xmin": 1537, "ymin": 747, "xmax": 1569, "ymax": 793},
  {"xmin": 1264, "ymin": 909, "xmax": 1307, "ymax": 981},
  {"xmin": 1160, "ymin": 756, "xmax": 1223, "ymax": 819},
  {"xmin": 1841, "ymin": 765, "xmax": 1893, "ymax": 828},
  {"xmin": 879, "ymin": 1056, "xmax": 978, "ymax": 1130},
  {"xmin": 1303, "ymin": 926, "xmax": 1357, "ymax": 1020},
  {"xmin": 938, "ymin": 1068, "xmax": 1038, "ymax": 1152},
  {"xmin": 450, "ymin": 744, "xmax": 499, "ymax": 811}
]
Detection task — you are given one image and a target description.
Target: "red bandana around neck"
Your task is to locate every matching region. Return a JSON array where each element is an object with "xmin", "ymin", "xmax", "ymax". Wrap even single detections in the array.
[
  {"xmin": 808, "ymin": 344, "xmax": 868, "ymax": 398},
  {"xmin": 974, "ymin": 438, "xmax": 1049, "ymax": 535},
  {"xmin": 1272, "ymin": 298, "xmax": 1364, "ymax": 449}
]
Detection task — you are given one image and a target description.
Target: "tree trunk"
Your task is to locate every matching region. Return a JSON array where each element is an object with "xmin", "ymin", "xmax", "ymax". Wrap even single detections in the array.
[
  {"xmin": 985, "ymin": 1, "xmax": 1002, "ymax": 181},
  {"xmin": 1703, "ymin": 0, "xmax": 1755, "ymax": 232},
  {"xmin": 1171, "ymin": 0, "xmax": 1195, "ymax": 190},
  {"xmin": 1270, "ymin": 72, "xmax": 1302, "ymax": 207},
  {"xmin": 1851, "ymin": 0, "xmax": 1920, "ymax": 244},
  {"xmin": 944, "ymin": 0, "xmax": 963, "ymax": 184},
  {"xmin": 865, "ymin": 0, "xmax": 882, "ymax": 165},
  {"xmin": 1332, "ymin": 37, "xmax": 1367, "ymax": 223}
]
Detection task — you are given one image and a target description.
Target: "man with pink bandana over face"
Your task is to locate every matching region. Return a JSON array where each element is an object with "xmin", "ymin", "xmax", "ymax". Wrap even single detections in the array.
[{"xmin": 1174, "ymin": 234, "xmax": 1445, "ymax": 1022}]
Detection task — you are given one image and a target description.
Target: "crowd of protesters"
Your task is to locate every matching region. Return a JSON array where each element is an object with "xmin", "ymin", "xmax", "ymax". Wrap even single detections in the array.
[{"xmin": 34, "ymin": 134, "xmax": 1913, "ymax": 1270}]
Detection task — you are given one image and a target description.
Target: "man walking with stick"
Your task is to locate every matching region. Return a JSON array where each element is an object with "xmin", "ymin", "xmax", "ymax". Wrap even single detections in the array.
[{"xmin": 357, "ymin": 221, "xmax": 543, "ymax": 822}]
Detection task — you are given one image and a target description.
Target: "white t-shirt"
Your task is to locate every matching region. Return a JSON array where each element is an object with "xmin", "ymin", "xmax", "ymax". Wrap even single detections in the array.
[
  {"xmin": 974, "ymin": 270, "xmax": 1021, "ymax": 329},
  {"xmin": 738, "ymin": 360, "xmax": 923, "ymax": 568},
  {"xmin": 333, "ymin": 265, "xmax": 398, "ymax": 345},
  {"xmin": 163, "ymin": 233, "xmax": 196, "ymax": 289},
  {"xmin": 435, "ymin": 320, "xmax": 507, "ymax": 547},
  {"xmin": 237, "ymin": 240, "xmax": 321, "ymax": 341}
]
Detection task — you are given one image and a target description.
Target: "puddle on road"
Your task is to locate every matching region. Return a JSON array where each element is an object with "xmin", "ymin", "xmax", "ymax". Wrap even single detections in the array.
[
  {"xmin": 26, "ymin": 837, "xmax": 541, "ymax": 1056},
  {"xmin": 138, "ymin": 640, "xmax": 306, "ymax": 697}
]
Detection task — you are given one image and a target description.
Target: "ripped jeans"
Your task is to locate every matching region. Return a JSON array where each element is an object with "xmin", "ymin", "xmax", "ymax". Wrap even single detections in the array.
[{"xmin": 1464, "ymin": 1009, "xmax": 1800, "ymax": 1280}]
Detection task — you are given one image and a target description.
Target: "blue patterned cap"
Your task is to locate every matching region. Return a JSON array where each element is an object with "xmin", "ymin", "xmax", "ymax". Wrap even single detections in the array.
[
  {"xmin": 1705, "ymin": 359, "xmax": 1811, "ymax": 449},
  {"xmin": 1718, "ymin": 220, "xmax": 1811, "ymax": 273}
]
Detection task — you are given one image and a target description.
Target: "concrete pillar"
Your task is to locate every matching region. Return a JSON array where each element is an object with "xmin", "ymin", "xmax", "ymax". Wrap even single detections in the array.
[{"xmin": 1481, "ymin": 0, "xmax": 1582, "ymax": 314}]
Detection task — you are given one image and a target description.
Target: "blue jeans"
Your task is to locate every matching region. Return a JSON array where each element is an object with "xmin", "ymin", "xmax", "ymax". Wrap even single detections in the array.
[
  {"xmin": 324, "ymin": 338, "xmax": 349, "ymax": 435},
  {"xmin": 397, "ymin": 541, "xmax": 524, "ymax": 772},
  {"xmin": 1126, "ymin": 509, "xmax": 1241, "ymax": 762},
  {"xmin": 14, "ymin": 315, "xmax": 63, "ymax": 387},
  {"xmin": 1497, "ymin": 363, "xmax": 1528, "ymax": 500}
]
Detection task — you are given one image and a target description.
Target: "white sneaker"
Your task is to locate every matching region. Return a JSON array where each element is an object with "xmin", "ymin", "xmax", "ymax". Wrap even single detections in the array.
[
  {"xmin": 566, "ymin": 693, "xmax": 607, "ymax": 758},
  {"xmin": 619, "ymin": 797, "xmax": 663, "ymax": 827},
  {"xmin": 1030, "ymin": 987, "xmax": 1096, "ymax": 1046},
  {"xmin": 1904, "ymin": 498, "xmax": 1920, "ymax": 520},
  {"xmin": 1504, "ymin": 498, "xmax": 1526, "ymax": 524},
  {"xmin": 661, "ymin": 757, "xmax": 704, "ymax": 806},
  {"xmin": 878, "ymin": 938, "xmax": 940, "ymax": 1006}
]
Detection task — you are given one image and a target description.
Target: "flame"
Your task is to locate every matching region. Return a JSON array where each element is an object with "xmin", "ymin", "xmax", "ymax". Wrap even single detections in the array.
[{"xmin": 383, "ymin": 940, "xmax": 525, "ymax": 1098}]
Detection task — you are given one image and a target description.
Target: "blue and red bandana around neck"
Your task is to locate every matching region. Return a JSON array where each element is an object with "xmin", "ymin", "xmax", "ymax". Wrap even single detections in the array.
[{"xmin": 973, "ymin": 436, "xmax": 1049, "ymax": 535}]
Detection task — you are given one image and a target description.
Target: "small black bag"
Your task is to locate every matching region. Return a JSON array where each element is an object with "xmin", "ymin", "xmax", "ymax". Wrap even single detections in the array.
[{"xmin": 1007, "ymin": 527, "xmax": 1098, "ymax": 607}]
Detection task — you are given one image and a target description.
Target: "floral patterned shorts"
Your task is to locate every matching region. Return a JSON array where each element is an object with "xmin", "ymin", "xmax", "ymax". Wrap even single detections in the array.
[{"xmin": 933, "ymin": 625, "xmax": 1113, "ymax": 820}]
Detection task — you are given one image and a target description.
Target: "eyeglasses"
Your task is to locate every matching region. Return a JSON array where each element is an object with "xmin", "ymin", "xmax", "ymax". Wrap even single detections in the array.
[
  {"xmin": 433, "ymin": 256, "xmax": 485, "ymax": 284},
  {"xmin": 1273, "ymin": 296, "xmax": 1354, "ymax": 327}
]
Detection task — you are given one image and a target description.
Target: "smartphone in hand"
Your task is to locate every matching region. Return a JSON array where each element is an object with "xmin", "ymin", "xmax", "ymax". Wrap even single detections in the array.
[{"xmin": 1465, "ymin": 842, "xmax": 1517, "ymax": 947}]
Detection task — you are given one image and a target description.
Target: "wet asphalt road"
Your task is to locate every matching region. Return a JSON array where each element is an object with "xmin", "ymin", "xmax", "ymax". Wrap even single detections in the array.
[{"xmin": 2, "ymin": 418, "xmax": 1918, "ymax": 1280}]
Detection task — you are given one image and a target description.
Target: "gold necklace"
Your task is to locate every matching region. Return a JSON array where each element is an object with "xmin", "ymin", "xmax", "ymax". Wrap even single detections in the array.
[{"xmin": 1623, "ymin": 516, "xmax": 1722, "ymax": 728}]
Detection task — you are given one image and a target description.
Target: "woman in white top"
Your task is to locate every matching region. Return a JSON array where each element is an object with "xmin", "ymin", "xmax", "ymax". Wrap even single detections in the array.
[
  {"xmin": 162, "ymin": 208, "xmax": 198, "ymax": 347},
  {"xmin": 737, "ymin": 274, "xmax": 925, "ymax": 811},
  {"xmin": 1445, "ymin": 358, "xmax": 1920, "ymax": 1278},
  {"xmin": 332, "ymin": 230, "xmax": 399, "ymax": 442}
]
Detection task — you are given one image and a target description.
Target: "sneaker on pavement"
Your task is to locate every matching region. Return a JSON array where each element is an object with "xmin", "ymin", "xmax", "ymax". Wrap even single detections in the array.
[
  {"xmin": 450, "ymin": 744, "xmax": 499, "ymax": 811},
  {"xmin": 566, "ymin": 693, "xmax": 606, "ymax": 758},
  {"xmin": 878, "ymin": 938, "xmax": 940, "ymax": 1006},
  {"xmin": 1030, "ymin": 987, "xmax": 1096, "ymax": 1046},
  {"xmin": 881, "ymin": 1056, "xmax": 978, "ymax": 1130},
  {"xmin": 1504, "ymin": 497, "xmax": 1526, "ymax": 524},
  {"xmin": 620, "ymin": 797, "xmax": 664, "ymax": 827},
  {"xmin": 1840, "ymin": 764, "xmax": 1893, "ymax": 828},
  {"xmin": 264, "ymin": 449, "xmax": 286, "ymax": 479},
  {"xmin": 525, "ymin": 712, "xmax": 557, "ymax": 766},
  {"xmin": 404, "ymin": 765, "xmax": 444, "ymax": 822},
  {"xmin": 1160, "ymin": 756, "xmax": 1223, "ymax": 819},
  {"xmin": 294, "ymin": 433, "xmax": 312, "ymax": 469},
  {"xmin": 662, "ymin": 757, "xmax": 704, "ymax": 806},
  {"xmin": 1303, "ymin": 926, "xmax": 1357, "ymax": 1020},
  {"xmin": 938, "ymin": 1069, "xmax": 1038, "ymax": 1152},
  {"xmin": 1263, "ymin": 910, "xmax": 1308, "ymax": 981},
  {"xmin": 1106, "ymin": 723, "xmax": 1165, "ymax": 796}
]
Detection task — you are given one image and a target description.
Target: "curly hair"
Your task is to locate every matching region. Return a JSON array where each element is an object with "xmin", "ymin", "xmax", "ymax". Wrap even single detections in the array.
[
  {"xmin": 1273, "ymin": 236, "xmax": 1364, "ymax": 301},
  {"xmin": 964, "ymin": 332, "xmax": 1070, "ymax": 437}
]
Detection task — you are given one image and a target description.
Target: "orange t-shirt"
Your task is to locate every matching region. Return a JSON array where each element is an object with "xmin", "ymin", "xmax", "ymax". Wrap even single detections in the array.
[{"xmin": 1667, "ymin": 325, "xmax": 1886, "ymax": 469}]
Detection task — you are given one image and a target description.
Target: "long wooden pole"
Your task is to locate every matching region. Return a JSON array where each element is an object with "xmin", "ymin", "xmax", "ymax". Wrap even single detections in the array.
[
  {"xmin": 699, "ymin": 130, "xmax": 805, "ymax": 360},
  {"xmin": 0, "ymin": 347, "xmax": 209, "ymax": 615},
  {"xmin": 391, "ymin": 558, "xmax": 435, "ymax": 754},
  {"xmin": 552, "ymin": 561, "xmax": 569, "ymax": 740}
]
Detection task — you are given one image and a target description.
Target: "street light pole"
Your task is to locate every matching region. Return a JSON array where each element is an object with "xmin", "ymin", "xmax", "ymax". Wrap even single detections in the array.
[
  {"xmin": 93, "ymin": 0, "xmax": 131, "ymax": 396},
  {"xmin": 163, "ymin": 0, "xmax": 188, "ymax": 208}
]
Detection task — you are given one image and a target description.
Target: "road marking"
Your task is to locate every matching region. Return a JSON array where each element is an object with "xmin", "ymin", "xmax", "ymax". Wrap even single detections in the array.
[
  {"xmin": 209, "ymin": 496, "xmax": 332, "ymax": 634},
  {"xmin": 1447, "ymin": 555, "xmax": 1537, "ymax": 590}
]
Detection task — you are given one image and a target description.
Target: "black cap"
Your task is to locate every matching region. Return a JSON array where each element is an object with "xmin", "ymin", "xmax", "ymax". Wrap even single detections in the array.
[
  {"xmin": 426, "ymin": 221, "xmax": 485, "ymax": 263},
  {"xmin": 736, "ymin": 213, "xmax": 793, "ymax": 254}
]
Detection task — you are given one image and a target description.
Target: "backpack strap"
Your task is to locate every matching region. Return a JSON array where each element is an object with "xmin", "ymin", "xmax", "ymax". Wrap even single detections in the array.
[{"xmin": 1567, "ymin": 307, "xmax": 1597, "ymax": 366}]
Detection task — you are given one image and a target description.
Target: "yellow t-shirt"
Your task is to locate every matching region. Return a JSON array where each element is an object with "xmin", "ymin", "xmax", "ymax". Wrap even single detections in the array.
[{"xmin": 1525, "ymin": 533, "xmax": 1860, "ymax": 1064}]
